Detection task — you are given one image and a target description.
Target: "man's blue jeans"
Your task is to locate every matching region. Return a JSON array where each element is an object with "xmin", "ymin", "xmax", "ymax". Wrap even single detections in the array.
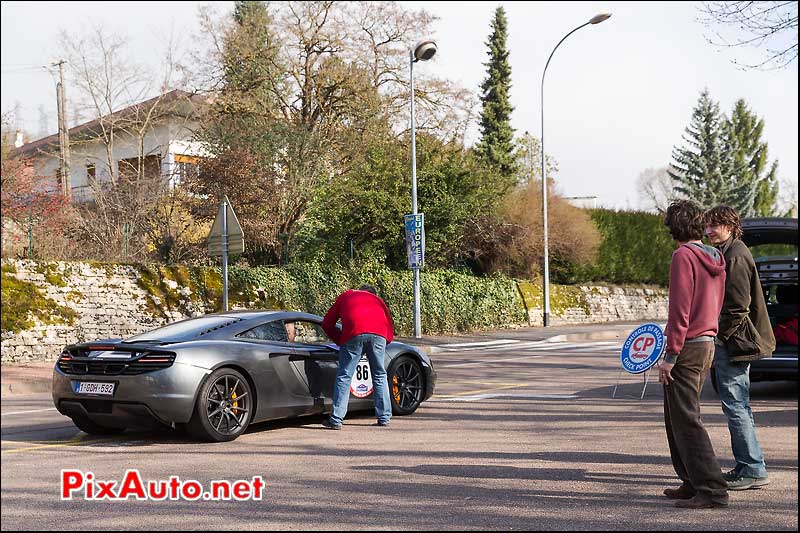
[
  {"xmin": 713, "ymin": 343, "xmax": 768, "ymax": 478},
  {"xmin": 329, "ymin": 334, "xmax": 391, "ymax": 426}
]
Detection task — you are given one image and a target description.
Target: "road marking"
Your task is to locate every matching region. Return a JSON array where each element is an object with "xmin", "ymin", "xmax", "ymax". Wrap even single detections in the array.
[
  {"xmin": 440, "ymin": 354, "xmax": 543, "ymax": 368},
  {"xmin": 1, "ymin": 435, "xmax": 118, "ymax": 454},
  {"xmin": 437, "ymin": 339, "xmax": 521, "ymax": 348},
  {"xmin": 430, "ymin": 383, "xmax": 528, "ymax": 399},
  {"xmin": 1, "ymin": 408, "xmax": 58, "ymax": 417},
  {"xmin": 431, "ymin": 393, "xmax": 578, "ymax": 402}
]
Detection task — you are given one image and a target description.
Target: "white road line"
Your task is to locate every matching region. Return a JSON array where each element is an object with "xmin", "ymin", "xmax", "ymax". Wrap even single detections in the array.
[
  {"xmin": 436, "ymin": 340, "xmax": 570, "ymax": 353},
  {"xmin": 439, "ymin": 339, "xmax": 521, "ymax": 348},
  {"xmin": 431, "ymin": 393, "xmax": 578, "ymax": 402},
  {"xmin": 440, "ymin": 354, "xmax": 544, "ymax": 368},
  {"xmin": 1, "ymin": 408, "xmax": 58, "ymax": 417}
]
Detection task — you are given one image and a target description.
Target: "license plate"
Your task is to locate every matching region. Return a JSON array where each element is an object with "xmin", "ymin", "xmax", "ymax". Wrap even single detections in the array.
[{"xmin": 74, "ymin": 382, "xmax": 115, "ymax": 396}]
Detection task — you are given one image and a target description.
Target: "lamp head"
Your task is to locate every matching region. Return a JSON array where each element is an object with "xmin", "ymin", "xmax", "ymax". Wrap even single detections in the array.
[
  {"xmin": 589, "ymin": 13, "xmax": 611, "ymax": 24},
  {"xmin": 413, "ymin": 40, "xmax": 437, "ymax": 62}
]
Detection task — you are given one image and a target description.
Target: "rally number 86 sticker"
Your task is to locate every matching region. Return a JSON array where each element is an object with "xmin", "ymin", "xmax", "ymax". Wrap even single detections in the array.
[{"xmin": 350, "ymin": 356, "xmax": 374, "ymax": 398}]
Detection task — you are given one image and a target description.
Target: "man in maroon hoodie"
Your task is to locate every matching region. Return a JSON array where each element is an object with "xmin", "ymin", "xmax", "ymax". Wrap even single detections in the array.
[
  {"xmin": 659, "ymin": 200, "xmax": 730, "ymax": 508},
  {"xmin": 320, "ymin": 284, "xmax": 395, "ymax": 429}
]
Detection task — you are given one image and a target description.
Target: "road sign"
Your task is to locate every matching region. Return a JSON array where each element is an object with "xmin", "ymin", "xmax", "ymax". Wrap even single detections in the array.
[
  {"xmin": 207, "ymin": 195, "xmax": 244, "ymax": 256},
  {"xmin": 404, "ymin": 213, "xmax": 424, "ymax": 269},
  {"xmin": 620, "ymin": 323, "xmax": 665, "ymax": 374}
]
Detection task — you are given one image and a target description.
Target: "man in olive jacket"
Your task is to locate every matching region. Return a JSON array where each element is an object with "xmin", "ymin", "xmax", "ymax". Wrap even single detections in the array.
[{"xmin": 704, "ymin": 205, "xmax": 775, "ymax": 491}]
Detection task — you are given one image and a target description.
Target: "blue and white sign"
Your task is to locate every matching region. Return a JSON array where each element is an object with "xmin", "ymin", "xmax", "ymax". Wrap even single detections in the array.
[
  {"xmin": 404, "ymin": 214, "xmax": 425, "ymax": 269},
  {"xmin": 620, "ymin": 323, "xmax": 665, "ymax": 374}
]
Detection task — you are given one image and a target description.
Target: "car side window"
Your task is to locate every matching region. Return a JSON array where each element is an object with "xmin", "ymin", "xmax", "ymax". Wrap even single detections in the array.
[
  {"xmin": 285, "ymin": 320, "xmax": 329, "ymax": 345},
  {"xmin": 238, "ymin": 321, "xmax": 289, "ymax": 342}
]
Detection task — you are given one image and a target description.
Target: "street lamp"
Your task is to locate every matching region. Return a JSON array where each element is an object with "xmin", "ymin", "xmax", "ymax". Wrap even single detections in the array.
[
  {"xmin": 410, "ymin": 39, "xmax": 437, "ymax": 338},
  {"xmin": 540, "ymin": 13, "xmax": 610, "ymax": 327}
]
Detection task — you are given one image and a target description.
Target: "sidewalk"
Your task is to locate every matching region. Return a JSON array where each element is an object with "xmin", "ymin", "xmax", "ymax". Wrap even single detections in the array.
[{"xmin": 0, "ymin": 322, "xmax": 652, "ymax": 396}]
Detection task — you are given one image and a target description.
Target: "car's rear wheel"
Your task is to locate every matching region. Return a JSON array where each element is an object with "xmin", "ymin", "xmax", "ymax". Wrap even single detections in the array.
[
  {"xmin": 187, "ymin": 368, "xmax": 252, "ymax": 442},
  {"xmin": 389, "ymin": 355, "xmax": 424, "ymax": 415},
  {"xmin": 71, "ymin": 415, "xmax": 125, "ymax": 436}
]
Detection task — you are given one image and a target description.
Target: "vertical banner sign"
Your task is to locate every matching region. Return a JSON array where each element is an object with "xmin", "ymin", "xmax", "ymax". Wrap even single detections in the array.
[
  {"xmin": 404, "ymin": 213, "xmax": 425, "ymax": 269},
  {"xmin": 620, "ymin": 323, "xmax": 665, "ymax": 374}
]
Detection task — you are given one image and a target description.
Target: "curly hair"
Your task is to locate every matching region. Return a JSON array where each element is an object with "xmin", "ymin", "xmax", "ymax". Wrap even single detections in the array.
[
  {"xmin": 664, "ymin": 200, "xmax": 705, "ymax": 242},
  {"xmin": 702, "ymin": 205, "xmax": 743, "ymax": 240}
]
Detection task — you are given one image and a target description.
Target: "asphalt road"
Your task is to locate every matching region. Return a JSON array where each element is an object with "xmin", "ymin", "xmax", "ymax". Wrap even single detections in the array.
[{"xmin": 1, "ymin": 337, "xmax": 797, "ymax": 530}]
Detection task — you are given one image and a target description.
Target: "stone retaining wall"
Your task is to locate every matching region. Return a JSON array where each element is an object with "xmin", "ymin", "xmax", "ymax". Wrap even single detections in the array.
[{"xmin": 1, "ymin": 260, "xmax": 668, "ymax": 363}]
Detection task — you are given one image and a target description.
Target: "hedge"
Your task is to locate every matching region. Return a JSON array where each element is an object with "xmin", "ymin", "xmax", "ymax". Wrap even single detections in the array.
[{"xmin": 583, "ymin": 208, "xmax": 675, "ymax": 286}]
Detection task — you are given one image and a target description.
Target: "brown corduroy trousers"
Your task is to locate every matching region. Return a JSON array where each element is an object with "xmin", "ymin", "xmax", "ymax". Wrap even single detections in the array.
[{"xmin": 663, "ymin": 341, "xmax": 729, "ymax": 502}]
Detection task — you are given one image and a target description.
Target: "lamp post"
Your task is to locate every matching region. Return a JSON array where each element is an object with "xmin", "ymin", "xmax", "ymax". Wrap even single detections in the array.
[
  {"xmin": 410, "ymin": 39, "xmax": 437, "ymax": 338},
  {"xmin": 540, "ymin": 13, "xmax": 610, "ymax": 327}
]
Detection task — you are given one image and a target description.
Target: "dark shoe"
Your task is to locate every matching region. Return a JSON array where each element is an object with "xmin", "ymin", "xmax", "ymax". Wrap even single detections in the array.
[
  {"xmin": 321, "ymin": 419, "xmax": 341, "ymax": 430},
  {"xmin": 721, "ymin": 468, "xmax": 739, "ymax": 482},
  {"xmin": 374, "ymin": 420, "xmax": 390, "ymax": 427},
  {"xmin": 663, "ymin": 484, "xmax": 696, "ymax": 500},
  {"xmin": 727, "ymin": 475, "xmax": 770, "ymax": 491},
  {"xmin": 674, "ymin": 494, "xmax": 729, "ymax": 509}
]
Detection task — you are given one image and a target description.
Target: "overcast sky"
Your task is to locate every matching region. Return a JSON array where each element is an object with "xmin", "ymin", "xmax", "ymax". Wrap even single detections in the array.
[{"xmin": 1, "ymin": 1, "xmax": 797, "ymax": 210}]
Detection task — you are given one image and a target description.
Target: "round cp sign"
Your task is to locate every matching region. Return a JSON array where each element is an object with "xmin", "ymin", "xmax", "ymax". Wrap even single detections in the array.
[{"xmin": 620, "ymin": 323, "xmax": 665, "ymax": 374}]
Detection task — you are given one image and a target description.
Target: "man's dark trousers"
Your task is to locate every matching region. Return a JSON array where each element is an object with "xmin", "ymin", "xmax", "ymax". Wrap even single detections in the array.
[{"xmin": 663, "ymin": 342, "xmax": 729, "ymax": 503}]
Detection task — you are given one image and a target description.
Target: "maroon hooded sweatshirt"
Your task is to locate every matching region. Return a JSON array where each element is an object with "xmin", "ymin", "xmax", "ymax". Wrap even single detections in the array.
[{"xmin": 664, "ymin": 242, "xmax": 727, "ymax": 362}]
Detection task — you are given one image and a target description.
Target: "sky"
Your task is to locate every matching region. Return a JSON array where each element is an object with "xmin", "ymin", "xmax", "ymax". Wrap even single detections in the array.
[{"xmin": 1, "ymin": 1, "xmax": 797, "ymax": 211}]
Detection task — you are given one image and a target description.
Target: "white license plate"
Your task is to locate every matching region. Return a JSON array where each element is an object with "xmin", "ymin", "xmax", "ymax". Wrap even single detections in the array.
[{"xmin": 74, "ymin": 382, "xmax": 115, "ymax": 396}]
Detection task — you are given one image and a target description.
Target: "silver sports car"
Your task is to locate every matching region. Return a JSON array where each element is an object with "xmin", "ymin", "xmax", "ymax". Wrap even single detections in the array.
[{"xmin": 52, "ymin": 311, "xmax": 436, "ymax": 441}]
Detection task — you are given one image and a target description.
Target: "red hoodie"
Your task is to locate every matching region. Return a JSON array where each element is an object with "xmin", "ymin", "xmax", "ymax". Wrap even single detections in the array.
[
  {"xmin": 322, "ymin": 289, "xmax": 395, "ymax": 346},
  {"xmin": 665, "ymin": 243, "xmax": 727, "ymax": 357}
]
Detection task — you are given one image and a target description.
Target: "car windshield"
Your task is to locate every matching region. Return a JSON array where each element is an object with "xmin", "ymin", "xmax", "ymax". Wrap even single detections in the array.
[{"xmin": 124, "ymin": 316, "xmax": 241, "ymax": 343}]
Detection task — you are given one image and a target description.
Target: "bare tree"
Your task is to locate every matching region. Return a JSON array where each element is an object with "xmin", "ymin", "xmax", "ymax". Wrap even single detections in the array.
[
  {"xmin": 636, "ymin": 166, "xmax": 676, "ymax": 214},
  {"xmin": 57, "ymin": 24, "xmax": 199, "ymax": 261},
  {"xmin": 698, "ymin": 1, "xmax": 798, "ymax": 70}
]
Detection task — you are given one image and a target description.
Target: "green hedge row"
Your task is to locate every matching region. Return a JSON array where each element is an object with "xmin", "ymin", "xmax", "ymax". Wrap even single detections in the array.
[
  {"xmin": 583, "ymin": 209, "xmax": 675, "ymax": 286},
  {"xmin": 543, "ymin": 209, "xmax": 675, "ymax": 286},
  {"xmin": 228, "ymin": 260, "xmax": 527, "ymax": 336}
]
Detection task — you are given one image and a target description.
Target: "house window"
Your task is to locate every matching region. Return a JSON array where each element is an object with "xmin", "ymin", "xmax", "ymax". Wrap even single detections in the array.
[
  {"xmin": 86, "ymin": 164, "xmax": 96, "ymax": 185},
  {"xmin": 118, "ymin": 155, "xmax": 162, "ymax": 183},
  {"xmin": 173, "ymin": 154, "xmax": 200, "ymax": 185}
]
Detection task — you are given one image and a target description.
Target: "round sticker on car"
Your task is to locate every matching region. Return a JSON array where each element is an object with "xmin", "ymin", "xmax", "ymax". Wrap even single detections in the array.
[
  {"xmin": 350, "ymin": 355, "xmax": 373, "ymax": 398},
  {"xmin": 620, "ymin": 323, "xmax": 665, "ymax": 374}
]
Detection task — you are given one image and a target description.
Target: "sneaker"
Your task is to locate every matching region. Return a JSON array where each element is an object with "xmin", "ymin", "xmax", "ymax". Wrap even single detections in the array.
[
  {"xmin": 721, "ymin": 468, "xmax": 739, "ymax": 482},
  {"xmin": 674, "ymin": 494, "xmax": 729, "ymax": 509},
  {"xmin": 374, "ymin": 420, "xmax": 390, "ymax": 427},
  {"xmin": 321, "ymin": 419, "xmax": 342, "ymax": 430},
  {"xmin": 663, "ymin": 484, "xmax": 696, "ymax": 500},
  {"xmin": 727, "ymin": 475, "xmax": 770, "ymax": 491}
]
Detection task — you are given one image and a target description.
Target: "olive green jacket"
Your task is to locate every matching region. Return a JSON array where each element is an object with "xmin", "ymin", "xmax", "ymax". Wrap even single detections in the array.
[{"xmin": 716, "ymin": 237, "xmax": 776, "ymax": 362}]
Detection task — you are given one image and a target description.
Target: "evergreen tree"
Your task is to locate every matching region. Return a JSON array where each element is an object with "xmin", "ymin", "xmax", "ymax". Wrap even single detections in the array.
[
  {"xmin": 727, "ymin": 99, "xmax": 779, "ymax": 216},
  {"xmin": 476, "ymin": 7, "xmax": 516, "ymax": 179},
  {"xmin": 668, "ymin": 90, "xmax": 754, "ymax": 215}
]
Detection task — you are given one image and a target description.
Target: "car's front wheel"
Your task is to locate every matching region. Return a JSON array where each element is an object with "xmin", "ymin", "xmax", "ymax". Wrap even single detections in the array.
[
  {"xmin": 187, "ymin": 368, "xmax": 252, "ymax": 442},
  {"xmin": 389, "ymin": 355, "xmax": 425, "ymax": 415}
]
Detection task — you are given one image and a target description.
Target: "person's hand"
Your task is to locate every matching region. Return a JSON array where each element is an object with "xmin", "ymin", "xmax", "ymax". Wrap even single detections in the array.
[{"xmin": 658, "ymin": 361, "xmax": 674, "ymax": 385}]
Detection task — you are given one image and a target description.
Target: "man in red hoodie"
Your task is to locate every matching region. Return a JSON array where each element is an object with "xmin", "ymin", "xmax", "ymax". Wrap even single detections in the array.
[
  {"xmin": 320, "ymin": 284, "xmax": 395, "ymax": 429},
  {"xmin": 659, "ymin": 200, "xmax": 730, "ymax": 509}
]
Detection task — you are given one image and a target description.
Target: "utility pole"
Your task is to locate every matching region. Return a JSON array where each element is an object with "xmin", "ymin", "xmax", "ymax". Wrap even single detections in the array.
[{"xmin": 54, "ymin": 60, "xmax": 71, "ymax": 199}]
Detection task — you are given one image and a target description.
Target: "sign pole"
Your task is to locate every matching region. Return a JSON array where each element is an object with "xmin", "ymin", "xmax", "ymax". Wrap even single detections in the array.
[{"xmin": 222, "ymin": 197, "xmax": 229, "ymax": 312}]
